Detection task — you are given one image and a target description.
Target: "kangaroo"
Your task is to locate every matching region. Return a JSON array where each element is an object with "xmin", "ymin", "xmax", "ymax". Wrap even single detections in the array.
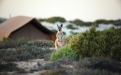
[{"xmin": 55, "ymin": 24, "xmax": 66, "ymax": 49}]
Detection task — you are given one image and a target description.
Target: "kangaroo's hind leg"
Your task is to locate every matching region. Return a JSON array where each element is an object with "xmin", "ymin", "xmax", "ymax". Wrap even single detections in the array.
[{"xmin": 55, "ymin": 41, "xmax": 58, "ymax": 49}]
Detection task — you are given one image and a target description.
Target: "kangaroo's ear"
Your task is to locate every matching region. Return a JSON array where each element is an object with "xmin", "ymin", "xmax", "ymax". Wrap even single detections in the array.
[{"xmin": 61, "ymin": 24, "xmax": 63, "ymax": 27}]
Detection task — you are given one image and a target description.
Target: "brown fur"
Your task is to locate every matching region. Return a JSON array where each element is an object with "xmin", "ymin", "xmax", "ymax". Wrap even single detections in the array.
[
  {"xmin": 55, "ymin": 38, "xmax": 66, "ymax": 49},
  {"xmin": 55, "ymin": 24, "xmax": 66, "ymax": 49}
]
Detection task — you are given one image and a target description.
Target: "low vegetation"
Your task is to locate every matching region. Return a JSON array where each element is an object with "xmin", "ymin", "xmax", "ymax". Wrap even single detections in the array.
[
  {"xmin": 68, "ymin": 25, "xmax": 121, "ymax": 61},
  {"xmin": 0, "ymin": 25, "xmax": 121, "ymax": 75},
  {"xmin": 50, "ymin": 45, "xmax": 77, "ymax": 61},
  {"xmin": 0, "ymin": 37, "xmax": 53, "ymax": 49},
  {"xmin": 38, "ymin": 16, "xmax": 121, "ymax": 27},
  {"xmin": 66, "ymin": 24, "xmax": 78, "ymax": 30},
  {"xmin": 94, "ymin": 19, "xmax": 121, "ymax": 26},
  {"xmin": 70, "ymin": 19, "xmax": 93, "ymax": 26},
  {"xmin": 40, "ymin": 57, "xmax": 121, "ymax": 75},
  {"xmin": 0, "ymin": 63, "xmax": 20, "ymax": 72},
  {"xmin": 39, "ymin": 16, "xmax": 66, "ymax": 23},
  {"xmin": 70, "ymin": 19, "xmax": 121, "ymax": 26},
  {"xmin": 0, "ymin": 38, "xmax": 54, "ymax": 62},
  {"xmin": 0, "ymin": 38, "xmax": 54, "ymax": 74}
]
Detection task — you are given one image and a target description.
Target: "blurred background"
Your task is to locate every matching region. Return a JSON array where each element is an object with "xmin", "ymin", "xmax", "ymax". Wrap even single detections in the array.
[{"xmin": 0, "ymin": 0, "xmax": 121, "ymax": 35}]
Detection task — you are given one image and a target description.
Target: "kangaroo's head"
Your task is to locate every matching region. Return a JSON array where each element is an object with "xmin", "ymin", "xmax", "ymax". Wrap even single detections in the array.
[
  {"xmin": 56, "ymin": 24, "xmax": 64, "ymax": 40},
  {"xmin": 57, "ymin": 24, "xmax": 63, "ymax": 32}
]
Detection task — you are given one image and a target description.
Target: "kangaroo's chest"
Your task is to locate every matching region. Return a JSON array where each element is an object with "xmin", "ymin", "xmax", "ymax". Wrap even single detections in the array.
[
  {"xmin": 57, "ymin": 32, "xmax": 65, "ymax": 46},
  {"xmin": 58, "ymin": 40, "xmax": 65, "ymax": 47}
]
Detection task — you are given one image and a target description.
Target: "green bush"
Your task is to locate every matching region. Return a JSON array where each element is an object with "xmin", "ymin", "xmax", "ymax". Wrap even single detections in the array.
[
  {"xmin": 66, "ymin": 69, "xmax": 114, "ymax": 75},
  {"xmin": 94, "ymin": 19, "xmax": 107, "ymax": 25},
  {"xmin": 70, "ymin": 19, "xmax": 84, "ymax": 26},
  {"xmin": 0, "ymin": 38, "xmax": 17, "ymax": 49},
  {"xmin": 33, "ymin": 40, "xmax": 54, "ymax": 48},
  {"xmin": 45, "ymin": 16, "xmax": 66, "ymax": 23},
  {"xmin": 68, "ymin": 25, "xmax": 121, "ymax": 61},
  {"xmin": 0, "ymin": 39, "xmax": 54, "ymax": 62},
  {"xmin": 82, "ymin": 22, "xmax": 93, "ymax": 26},
  {"xmin": 113, "ymin": 19, "xmax": 121, "ymax": 26},
  {"xmin": 0, "ymin": 63, "xmax": 19, "ymax": 72},
  {"xmin": 94, "ymin": 19, "xmax": 121, "ymax": 26},
  {"xmin": 38, "ymin": 18, "xmax": 46, "ymax": 22},
  {"xmin": 0, "ymin": 37, "xmax": 27, "ymax": 49},
  {"xmin": 40, "ymin": 62, "xmax": 61, "ymax": 70},
  {"xmin": 66, "ymin": 24, "xmax": 78, "ymax": 30},
  {"xmin": 0, "ymin": 45, "xmax": 53, "ymax": 62},
  {"xmin": 50, "ymin": 45, "xmax": 77, "ymax": 61},
  {"xmin": 70, "ymin": 19, "xmax": 93, "ymax": 26},
  {"xmin": 66, "ymin": 34, "xmax": 76, "ymax": 43},
  {"xmin": 40, "ymin": 69, "xmax": 65, "ymax": 75},
  {"xmin": 40, "ymin": 57, "xmax": 121, "ymax": 75},
  {"xmin": 73, "ymin": 57, "xmax": 121, "ymax": 73},
  {"xmin": 0, "ymin": 38, "xmax": 54, "ymax": 49},
  {"xmin": 70, "ymin": 31, "xmax": 78, "ymax": 35}
]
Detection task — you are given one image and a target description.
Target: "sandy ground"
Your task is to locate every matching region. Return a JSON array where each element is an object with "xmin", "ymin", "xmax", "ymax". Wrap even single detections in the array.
[
  {"xmin": 9, "ymin": 59, "xmax": 52, "ymax": 75},
  {"xmin": 9, "ymin": 71, "xmax": 40, "ymax": 75}
]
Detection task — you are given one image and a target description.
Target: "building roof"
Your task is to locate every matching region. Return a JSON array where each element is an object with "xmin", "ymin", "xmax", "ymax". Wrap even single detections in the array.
[{"xmin": 0, "ymin": 16, "xmax": 55, "ymax": 40}]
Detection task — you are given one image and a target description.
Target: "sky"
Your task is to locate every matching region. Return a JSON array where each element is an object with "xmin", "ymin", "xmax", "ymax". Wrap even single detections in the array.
[{"xmin": 0, "ymin": 0, "xmax": 121, "ymax": 22}]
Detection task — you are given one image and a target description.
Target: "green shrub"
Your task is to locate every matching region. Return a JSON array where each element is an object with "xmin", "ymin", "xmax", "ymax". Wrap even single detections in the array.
[
  {"xmin": 66, "ymin": 24, "xmax": 78, "ymax": 30},
  {"xmin": 0, "ymin": 45, "xmax": 54, "ymax": 62},
  {"xmin": 70, "ymin": 31, "xmax": 78, "ymax": 35},
  {"xmin": 70, "ymin": 19, "xmax": 93, "ymax": 26},
  {"xmin": 32, "ymin": 40, "xmax": 54, "ymax": 48},
  {"xmin": 0, "ymin": 39, "xmax": 54, "ymax": 62},
  {"xmin": 66, "ymin": 34, "xmax": 75, "ymax": 43},
  {"xmin": 0, "ymin": 38, "xmax": 54, "ymax": 49},
  {"xmin": 113, "ymin": 19, "xmax": 121, "ymax": 26},
  {"xmin": 66, "ymin": 69, "xmax": 112, "ymax": 75},
  {"xmin": 16, "ymin": 37, "xmax": 27, "ymax": 45},
  {"xmin": 45, "ymin": 16, "xmax": 66, "ymax": 23},
  {"xmin": 82, "ymin": 22, "xmax": 93, "ymax": 26},
  {"xmin": 94, "ymin": 19, "xmax": 121, "ymax": 26},
  {"xmin": 38, "ymin": 18, "xmax": 46, "ymax": 22},
  {"xmin": 94, "ymin": 19, "xmax": 107, "ymax": 25},
  {"xmin": 50, "ymin": 45, "xmax": 77, "ymax": 61},
  {"xmin": 69, "ymin": 25, "xmax": 121, "ymax": 61},
  {"xmin": 70, "ymin": 19, "xmax": 84, "ymax": 26},
  {"xmin": 40, "ymin": 62, "xmax": 61, "ymax": 70},
  {"xmin": 0, "ymin": 38, "xmax": 17, "ymax": 49},
  {"xmin": 40, "ymin": 69, "xmax": 65, "ymax": 75},
  {"xmin": 0, "ymin": 63, "xmax": 19, "ymax": 72},
  {"xmin": 40, "ymin": 57, "xmax": 121, "ymax": 75},
  {"xmin": 0, "ymin": 37, "xmax": 27, "ymax": 49},
  {"xmin": 55, "ymin": 57, "xmax": 75, "ymax": 65},
  {"xmin": 73, "ymin": 57, "xmax": 121, "ymax": 73}
]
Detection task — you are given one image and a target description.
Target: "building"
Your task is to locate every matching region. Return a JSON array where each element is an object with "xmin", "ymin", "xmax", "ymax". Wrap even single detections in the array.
[{"xmin": 0, "ymin": 16, "xmax": 56, "ymax": 41}]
